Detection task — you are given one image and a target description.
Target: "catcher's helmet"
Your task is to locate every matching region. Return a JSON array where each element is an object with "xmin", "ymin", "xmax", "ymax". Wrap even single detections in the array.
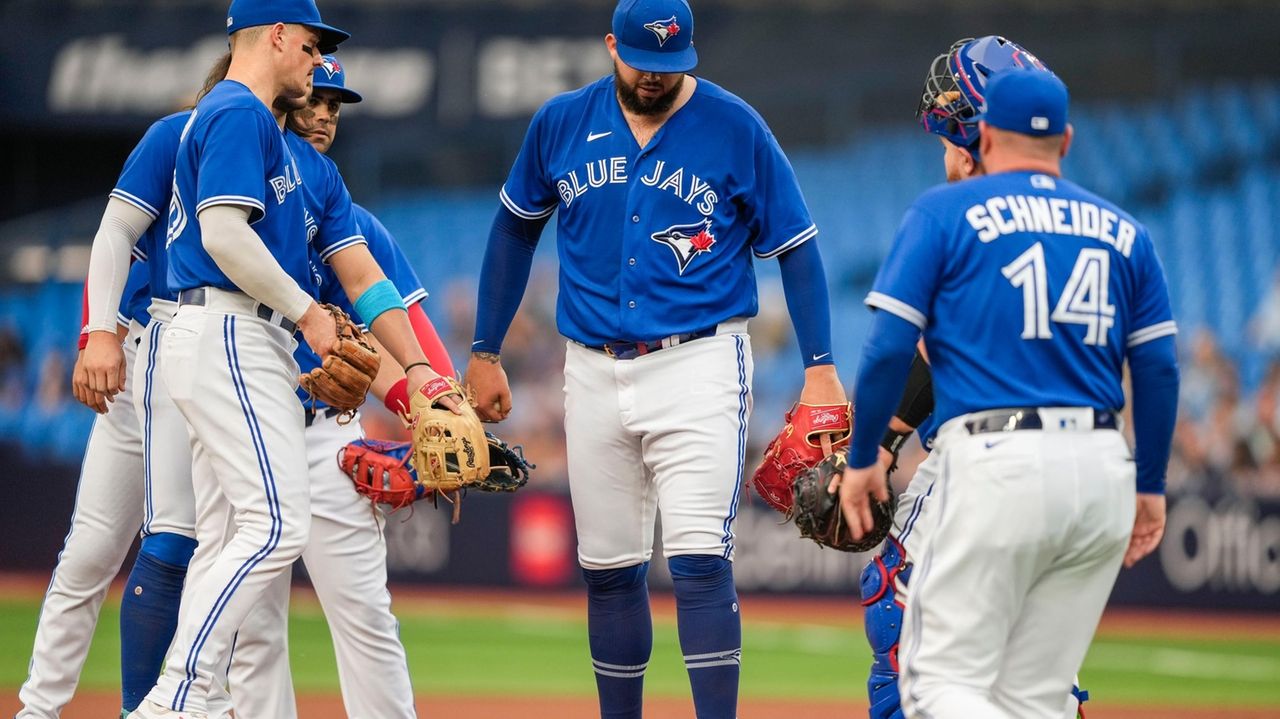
[{"xmin": 917, "ymin": 36, "xmax": 1053, "ymax": 160}]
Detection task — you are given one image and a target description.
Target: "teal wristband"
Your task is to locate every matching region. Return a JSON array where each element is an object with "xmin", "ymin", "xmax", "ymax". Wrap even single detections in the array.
[{"xmin": 353, "ymin": 279, "xmax": 405, "ymax": 326}]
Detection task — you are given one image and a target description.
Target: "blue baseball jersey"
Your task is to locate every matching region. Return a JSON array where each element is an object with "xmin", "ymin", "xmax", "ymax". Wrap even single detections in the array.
[
  {"xmin": 500, "ymin": 76, "xmax": 817, "ymax": 345},
  {"xmin": 119, "ymin": 259, "xmax": 153, "ymax": 328},
  {"xmin": 868, "ymin": 170, "xmax": 1177, "ymax": 429},
  {"xmin": 166, "ymin": 80, "xmax": 360, "ymax": 296},
  {"xmin": 111, "ymin": 110, "xmax": 190, "ymax": 303},
  {"xmin": 284, "ymin": 131, "xmax": 367, "ymax": 264},
  {"xmin": 294, "ymin": 203, "xmax": 427, "ymax": 409}
]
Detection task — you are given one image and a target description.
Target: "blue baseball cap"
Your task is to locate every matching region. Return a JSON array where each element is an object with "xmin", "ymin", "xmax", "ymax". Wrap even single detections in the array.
[
  {"xmin": 312, "ymin": 55, "xmax": 362, "ymax": 103},
  {"xmin": 226, "ymin": 0, "xmax": 350, "ymax": 54},
  {"xmin": 612, "ymin": 0, "xmax": 697, "ymax": 74},
  {"xmin": 977, "ymin": 69, "xmax": 1069, "ymax": 136}
]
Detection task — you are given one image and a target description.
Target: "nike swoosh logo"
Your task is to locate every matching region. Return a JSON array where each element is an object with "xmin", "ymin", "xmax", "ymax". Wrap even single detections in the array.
[
  {"xmin": 984, "ymin": 439, "xmax": 1008, "ymax": 449},
  {"xmin": 811, "ymin": 352, "xmax": 830, "ymax": 361},
  {"xmin": 472, "ymin": 340, "xmax": 485, "ymax": 346},
  {"xmin": 587, "ymin": 131, "xmax": 612, "ymax": 142}
]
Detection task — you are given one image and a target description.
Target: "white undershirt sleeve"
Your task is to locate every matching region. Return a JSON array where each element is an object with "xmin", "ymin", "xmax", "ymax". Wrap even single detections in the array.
[
  {"xmin": 85, "ymin": 197, "xmax": 155, "ymax": 333},
  {"xmin": 198, "ymin": 204, "xmax": 314, "ymax": 323}
]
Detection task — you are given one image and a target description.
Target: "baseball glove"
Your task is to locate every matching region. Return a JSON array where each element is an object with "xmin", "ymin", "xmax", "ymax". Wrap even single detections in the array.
[
  {"xmin": 751, "ymin": 401, "xmax": 852, "ymax": 513},
  {"xmin": 791, "ymin": 451, "xmax": 895, "ymax": 552},
  {"xmin": 338, "ymin": 433, "xmax": 534, "ymax": 511},
  {"xmin": 299, "ymin": 304, "xmax": 381, "ymax": 424},
  {"xmin": 339, "ymin": 438, "xmax": 427, "ymax": 510}
]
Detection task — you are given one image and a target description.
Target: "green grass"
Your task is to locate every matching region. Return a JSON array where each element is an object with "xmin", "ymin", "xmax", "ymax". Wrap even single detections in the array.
[{"xmin": 2, "ymin": 597, "xmax": 1279, "ymax": 708}]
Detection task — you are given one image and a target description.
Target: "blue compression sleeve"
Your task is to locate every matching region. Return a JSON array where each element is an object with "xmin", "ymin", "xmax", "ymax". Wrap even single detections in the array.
[
  {"xmin": 1128, "ymin": 335, "xmax": 1180, "ymax": 494},
  {"xmin": 849, "ymin": 310, "xmax": 921, "ymax": 468},
  {"xmin": 472, "ymin": 206, "xmax": 549, "ymax": 354},
  {"xmin": 777, "ymin": 240, "xmax": 834, "ymax": 367}
]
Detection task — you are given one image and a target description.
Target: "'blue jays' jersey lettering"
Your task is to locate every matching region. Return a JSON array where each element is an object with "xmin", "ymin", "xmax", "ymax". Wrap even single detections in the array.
[
  {"xmin": 868, "ymin": 171, "xmax": 1176, "ymax": 428},
  {"xmin": 285, "ymin": 131, "xmax": 367, "ymax": 263},
  {"xmin": 501, "ymin": 76, "xmax": 817, "ymax": 345},
  {"xmin": 120, "ymin": 259, "xmax": 153, "ymax": 327},
  {"xmin": 111, "ymin": 110, "xmax": 191, "ymax": 303},
  {"xmin": 294, "ymin": 203, "xmax": 427, "ymax": 408},
  {"xmin": 166, "ymin": 81, "xmax": 349, "ymax": 297}
]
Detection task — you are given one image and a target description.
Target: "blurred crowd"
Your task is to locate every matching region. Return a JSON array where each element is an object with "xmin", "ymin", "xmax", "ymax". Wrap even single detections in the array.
[{"xmin": 2, "ymin": 267, "xmax": 1279, "ymax": 503}]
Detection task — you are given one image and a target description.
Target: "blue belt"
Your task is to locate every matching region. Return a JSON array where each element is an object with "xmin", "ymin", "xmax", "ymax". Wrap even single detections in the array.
[
  {"xmin": 586, "ymin": 325, "xmax": 720, "ymax": 361},
  {"xmin": 177, "ymin": 288, "xmax": 298, "ymax": 334},
  {"xmin": 964, "ymin": 408, "xmax": 1119, "ymax": 434}
]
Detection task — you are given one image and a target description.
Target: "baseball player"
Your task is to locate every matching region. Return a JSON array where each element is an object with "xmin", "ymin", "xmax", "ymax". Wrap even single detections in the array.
[
  {"xmin": 15, "ymin": 262, "xmax": 151, "ymax": 719},
  {"xmin": 859, "ymin": 37, "xmax": 1088, "ymax": 719},
  {"xmin": 129, "ymin": 2, "xmax": 457, "ymax": 715},
  {"xmin": 464, "ymin": 1, "xmax": 845, "ymax": 716},
  {"xmin": 223, "ymin": 56, "xmax": 453, "ymax": 719},
  {"xmin": 835, "ymin": 69, "xmax": 1179, "ymax": 718},
  {"xmin": 75, "ymin": 51, "xmax": 238, "ymax": 716}
]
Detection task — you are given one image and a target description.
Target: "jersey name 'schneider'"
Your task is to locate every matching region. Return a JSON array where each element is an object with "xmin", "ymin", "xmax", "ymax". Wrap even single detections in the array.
[
  {"xmin": 295, "ymin": 203, "xmax": 427, "ymax": 409},
  {"xmin": 868, "ymin": 171, "xmax": 1176, "ymax": 427},
  {"xmin": 165, "ymin": 80, "xmax": 358, "ymax": 297},
  {"xmin": 110, "ymin": 110, "xmax": 191, "ymax": 304},
  {"xmin": 500, "ymin": 76, "xmax": 816, "ymax": 346}
]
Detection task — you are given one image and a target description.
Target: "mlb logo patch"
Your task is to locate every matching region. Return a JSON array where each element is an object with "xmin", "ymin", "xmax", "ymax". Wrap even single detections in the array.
[{"xmin": 1031, "ymin": 116, "xmax": 1050, "ymax": 131}]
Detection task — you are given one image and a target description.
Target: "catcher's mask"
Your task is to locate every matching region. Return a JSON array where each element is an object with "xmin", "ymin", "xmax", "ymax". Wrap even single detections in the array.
[{"xmin": 917, "ymin": 35, "xmax": 1053, "ymax": 162}]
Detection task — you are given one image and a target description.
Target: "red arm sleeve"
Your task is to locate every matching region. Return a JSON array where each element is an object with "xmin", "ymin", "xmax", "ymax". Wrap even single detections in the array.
[
  {"xmin": 78, "ymin": 280, "xmax": 90, "ymax": 350},
  {"xmin": 408, "ymin": 301, "xmax": 455, "ymax": 377}
]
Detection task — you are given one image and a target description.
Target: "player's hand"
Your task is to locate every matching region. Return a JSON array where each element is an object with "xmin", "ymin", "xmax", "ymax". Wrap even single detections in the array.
[
  {"xmin": 1124, "ymin": 493, "xmax": 1166, "ymax": 568},
  {"xmin": 799, "ymin": 364, "xmax": 848, "ymax": 453},
  {"xmin": 406, "ymin": 363, "xmax": 463, "ymax": 415},
  {"xmin": 464, "ymin": 352, "xmax": 512, "ymax": 423},
  {"xmin": 72, "ymin": 349, "xmax": 111, "ymax": 414},
  {"xmin": 829, "ymin": 462, "xmax": 891, "ymax": 541},
  {"xmin": 297, "ymin": 302, "xmax": 340, "ymax": 358},
  {"xmin": 75, "ymin": 331, "xmax": 127, "ymax": 410}
]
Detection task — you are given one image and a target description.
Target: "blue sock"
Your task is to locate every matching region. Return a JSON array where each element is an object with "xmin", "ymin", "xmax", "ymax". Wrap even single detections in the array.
[
  {"xmin": 583, "ymin": 563, "xmax": 652, "ymax": 719},
  {"xmin": 669, "ymin": 555, "xmax": 740, "ymax": 719},
  {"xmin": 120, "ymin": 532, "xmax": 196, "ymax": 712}
]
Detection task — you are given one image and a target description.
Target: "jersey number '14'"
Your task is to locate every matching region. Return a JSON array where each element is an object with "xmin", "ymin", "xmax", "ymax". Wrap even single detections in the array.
[{"xmin": 1001, "ymin": 243, "xmax": 1115, "ymax": 346}]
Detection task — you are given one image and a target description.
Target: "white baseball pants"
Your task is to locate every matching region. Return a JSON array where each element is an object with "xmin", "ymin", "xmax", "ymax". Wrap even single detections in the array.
[
  {"xmin": 17, "ymin": 323, "xmax": 145, "ymax": 719},
  {"xmin": 146, "ymin": 294, "xmax": 310, "ymax": 715},
  {"xmin": 229, "ymin": 410, "xmax": 416, "ymax": 719},
  {"xmin": 899, "ymin": 408, "xmax": 1134, "ymax": 719},
  {"xmin": 563, "ymin": 323, "xmax": 753, "ymax": 570}
]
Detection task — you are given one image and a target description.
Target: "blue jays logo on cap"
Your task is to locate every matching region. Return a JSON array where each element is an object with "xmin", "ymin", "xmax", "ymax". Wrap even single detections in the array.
[
  {"xmin": 311, "ymin": 54, "xmax": 362, "ymax": 103},
  {"xmin": 612, "ymin": 0, "xmax": 697, "ymax": 73},
  {"xmin": 320, "ymin": 56, "xmax": 341, "ymax": 79},
  {"xmin": 651, "ymin": 218, "xmax": 715, "ymax": 275},
  {"xmin": 643, "ymin": 16, "xmax": 680, "ymax": 47}
]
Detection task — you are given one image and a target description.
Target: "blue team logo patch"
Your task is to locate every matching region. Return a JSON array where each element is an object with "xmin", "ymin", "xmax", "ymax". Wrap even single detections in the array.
[
  {"xmin": 320, "ymin": 57, "xmax": 342, "ymax": 79},
  {"xmin": 651, "ymin": 218, "xmax": 716, "ymax": 275},
  {"xmin": 643, "ymin": 16, "xmax": 681, "ymax": 47}
]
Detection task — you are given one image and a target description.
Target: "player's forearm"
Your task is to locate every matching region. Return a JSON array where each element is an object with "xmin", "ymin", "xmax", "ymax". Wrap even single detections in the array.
[
  {"xmin": 199, "ymin": 205, "xmax": 314, "ymax": 322},
  {"xmin": 85, "ymin": 198, "xmax": 152, "ymax": 333},
  {"xmin": 1128, "ymin": 335, "xmax": 1180, "ymax": 494},
  {"xmin": 472, "ymin": 206, "xmax": 546, "ymax": 354},
  {"xmin": 777, "ymin": 239, "xmax": 834, "ymax": 368},
  {"xmin": 408, "ymin": 302, "xmax": 455, "ymax": 377},
  {"xmin": 365, "ymin": 303, "xmax": 454, "ymax": 408},
  {"xmin": 849, "ymin": 311, "xmax": 920, "ymax": 468},
  {"xmin": 891, "ymin": 348, "xmax": 934, "ymax": 431}
]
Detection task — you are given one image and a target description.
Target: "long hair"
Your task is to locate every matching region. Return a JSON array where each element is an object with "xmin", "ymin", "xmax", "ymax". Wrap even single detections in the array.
[{"xmin": 191, "ymin": 51, "xmax": 232, "ymax": 107}]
